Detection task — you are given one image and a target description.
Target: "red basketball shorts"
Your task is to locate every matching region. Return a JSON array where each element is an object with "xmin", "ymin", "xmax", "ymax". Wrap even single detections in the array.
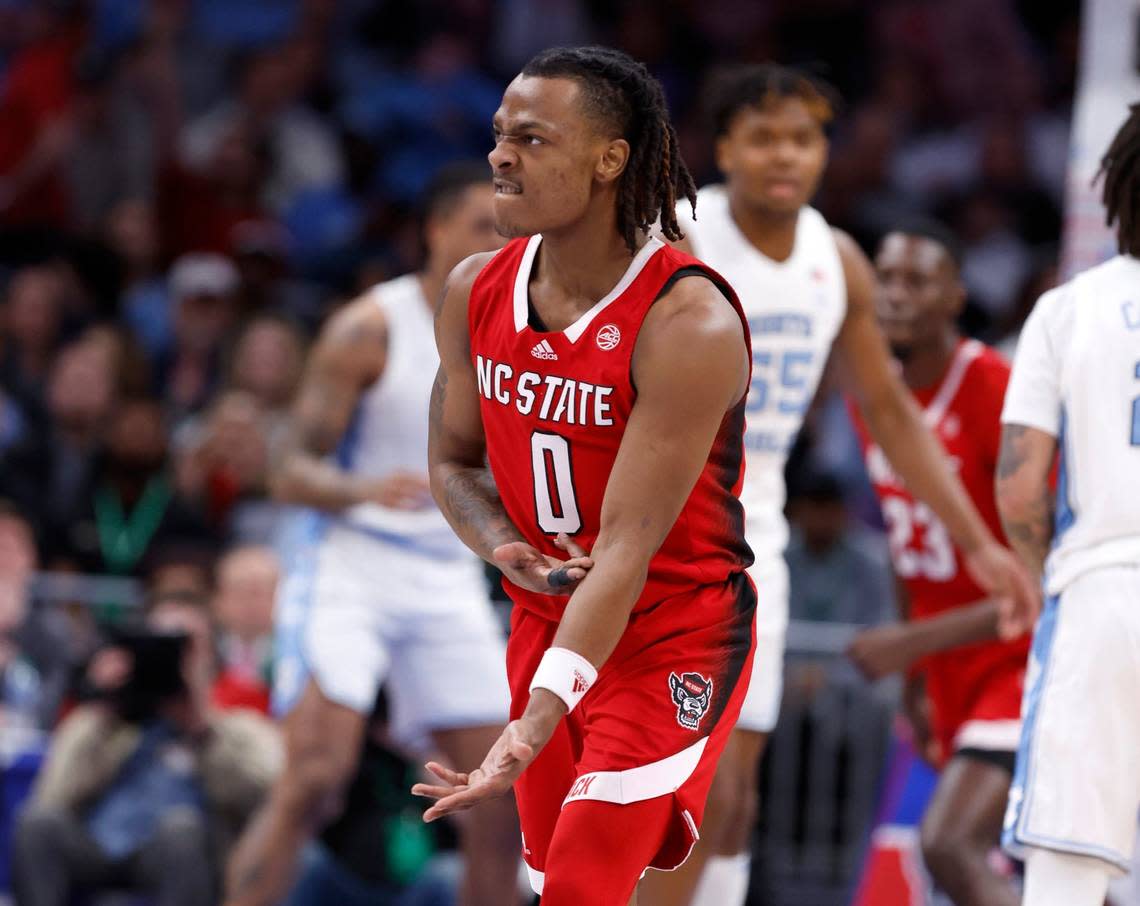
[{"xmin": 507, "ymin": 572, "xmax": 756, "ymax": 894}]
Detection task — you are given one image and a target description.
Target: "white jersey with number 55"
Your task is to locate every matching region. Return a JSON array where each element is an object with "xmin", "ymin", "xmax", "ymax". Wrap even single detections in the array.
[
  {"xmin": 1001, "ymin": 254, "xmax": 1140, "ymax": 595},
  {"xmin": 676, "ymin": 186, "xmax": 847, "ymax": 571}
]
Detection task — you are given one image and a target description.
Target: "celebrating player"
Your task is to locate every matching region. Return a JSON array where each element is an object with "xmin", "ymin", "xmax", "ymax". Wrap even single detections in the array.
[
  {"xmin": 416, "ymin": 46, "xmax": 757, "ymax": 906},
  {"xmin": 846, "ymin": 222, "xmax": 1028, "ymax": 906},
  {"xmin": 998, "ymin": 105, "xmax": 1140, "ymax": 906},
  {"xmin": 223, "ymin": 163, "xmax": 521, "ymax": 906},
  {"xmin": 642, "ymin": 64, "xmax": 1038, "ymax": 906}
]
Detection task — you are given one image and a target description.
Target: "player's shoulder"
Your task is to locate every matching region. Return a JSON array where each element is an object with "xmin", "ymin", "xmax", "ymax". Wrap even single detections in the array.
[
  {"xmin": 320, "ymin": 289, "xmax": 388, "ymax": 352},
  {"xmin": 959, "ymin": 340, "xmax": 1012, "ymax": 399},
  {"xmin": 644, "ymin": 267, "xmax": 746, "ymax": 356}
]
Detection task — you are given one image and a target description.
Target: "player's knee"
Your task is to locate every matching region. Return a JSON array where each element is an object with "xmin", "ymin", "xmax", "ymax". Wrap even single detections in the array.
[
  {"xmin": 919, "ymin": 815, "xmax": 974, "ymax": 880},
  {"xmin": 278, "ymin": 745, "xmax": 355, "ymax": 824},
  {"xmin": 704, "ymin": 755, "xmax": 758, "ymax": 844}
]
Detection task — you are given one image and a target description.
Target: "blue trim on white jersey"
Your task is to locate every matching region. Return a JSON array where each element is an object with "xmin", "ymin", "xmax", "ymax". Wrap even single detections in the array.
[
  {"xmin": 328, "ymin": 516, "xmax": 466, "ymax": 561},
  {"xmin": 1054, "ymin": 412, "xmax": 1075, "ymax": 542},
  {"xmin": 335, "ymin": 402, "xmax": 363, "ymax": 471},
  {"xmin": 271, "ymin": 511, "xmax": 328, "ymax": 718}
]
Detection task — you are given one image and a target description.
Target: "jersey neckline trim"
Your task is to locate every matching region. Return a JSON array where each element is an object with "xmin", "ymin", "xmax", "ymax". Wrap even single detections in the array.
[
  {"xmin": 924, "ymin": 338, "xmax": 984, "ymax": 427},
  {"xmin": 511, "ymin": 234, "xmax": 665, "ymax": 342}
]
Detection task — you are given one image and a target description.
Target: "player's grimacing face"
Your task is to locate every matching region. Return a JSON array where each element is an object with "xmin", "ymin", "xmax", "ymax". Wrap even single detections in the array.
[
  {"xmin": 716, "ymin": 98, "xmax": 829, "ymax": 216},
  {"xmin": 874, "ymin": 233, "xmax": 962, "ymax": 351},
  {"xmin": 488, "ymin": 76, "xmax": 610, "ymax": 239}
]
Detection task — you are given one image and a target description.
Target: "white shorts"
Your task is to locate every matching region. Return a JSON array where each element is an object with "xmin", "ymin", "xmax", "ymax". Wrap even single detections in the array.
[
  {"xmin": 735, "ymin": 556, "xmax": 789, "ymax": 733},
  {"xmin": 272, "ymin": 513, "xmax": 510, "ymax": 751},
  {"xmin": 1003, "ymin": 565, "xmax": 1140, "ymax": 874}
]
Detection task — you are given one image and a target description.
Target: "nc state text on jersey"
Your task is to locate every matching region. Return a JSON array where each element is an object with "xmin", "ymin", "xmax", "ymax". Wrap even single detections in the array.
[{"xmin": 475, "ymin": 355, "xmax": 615, "ymax": 427}]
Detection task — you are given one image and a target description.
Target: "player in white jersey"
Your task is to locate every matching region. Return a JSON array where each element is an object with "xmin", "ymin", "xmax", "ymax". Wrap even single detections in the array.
[
  {"xmin": 224, "ymin": 163, "xmax": 521, "ymax": 906},
  {"xmin": 642, "ymin": 65, "xmax": 1037, "ymax": 906},
  {"xmin": 997, "ymin": 105, "xmax": 1140, "ymax": 906}
]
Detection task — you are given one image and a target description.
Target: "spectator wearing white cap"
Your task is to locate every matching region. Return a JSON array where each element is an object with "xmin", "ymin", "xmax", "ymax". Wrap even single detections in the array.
[{"xmin": 158, "ymin": 253, "xmax": 239, "ymax": 418}]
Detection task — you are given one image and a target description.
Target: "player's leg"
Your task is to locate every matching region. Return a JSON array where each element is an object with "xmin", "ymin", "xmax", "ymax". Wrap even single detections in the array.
[
  {"xmin": 388, "ymin": 557, "xmax": 520, "ymax": 906},
  {"xmin": 541, "ymin": 797, "xmax": 675, "ymax": 906},
  {"xmin": 224, "ymin": 680, "xmax": 366, "ymax": 906},
  {"xmin": 225, "ymin": 520, "xmax": 385, "ymax": 906},
  {"xmin": 1022, "ymin": 849, "xmax": 1110, "ymax": 906},
  {"xmin": 639, "ymin": 728, "xmax": 767, "ymax": 906},
  {"xmin": 1004, "ymin": 569, "xmax": 1140, "ymax": 906},
  {"xmin": 918, "ymin": 751, "xmax": 1017, "ymax": 906},
  {"xmin": 431, "ymin": 725, "xmax": 523, "ymax": 906},
  {"xmin": 642, "ymin": 559, "xmax": 784, "ymax": 906}
]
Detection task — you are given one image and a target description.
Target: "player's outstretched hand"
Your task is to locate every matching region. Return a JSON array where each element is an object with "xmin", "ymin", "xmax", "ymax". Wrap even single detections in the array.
[
  {"xmin": 412, "ymin": 720, "xmax": 537, "ymax": 822},
  {"xmin": 847, "ymin": 623, "xmax": 919, "ymax": 680},
  {"xmin": 964, "ymin": 542, "xmax": 1041, "ymax": 640},
  {"xmin": 493, "ymin": 532, "xmax": 594, "ymax": 595}
]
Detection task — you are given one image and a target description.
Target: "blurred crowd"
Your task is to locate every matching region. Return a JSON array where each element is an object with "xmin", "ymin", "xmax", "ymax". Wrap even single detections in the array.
[{"xmin": 0, "ymin": 0, "xmax": 1077, "ymax": 902}]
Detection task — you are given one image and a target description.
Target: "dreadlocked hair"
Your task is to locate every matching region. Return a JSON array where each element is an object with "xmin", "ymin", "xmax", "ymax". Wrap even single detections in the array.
[
  {"xmin": 1099, "ymin": 103, "xmax": 1140, "ymax": 257},
  {"xmin": 521, "ymin": 46, "xmax": 697, "ymax": 254}
]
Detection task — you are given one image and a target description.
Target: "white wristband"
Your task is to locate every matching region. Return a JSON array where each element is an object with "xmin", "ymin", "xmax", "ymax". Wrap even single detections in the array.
[{"xmin": 529, "ymin": 647, "xmax": 598, "ymax": 713}]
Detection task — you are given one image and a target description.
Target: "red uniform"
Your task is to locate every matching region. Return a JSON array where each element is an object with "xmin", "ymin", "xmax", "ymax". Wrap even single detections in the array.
[
  {"xmin": 851, "ymin": 339, "xmax": 1030, "ymax": 762},
  {"xmin": 468, "ymin": 235, "xmax": 756, "ymax": 889}
]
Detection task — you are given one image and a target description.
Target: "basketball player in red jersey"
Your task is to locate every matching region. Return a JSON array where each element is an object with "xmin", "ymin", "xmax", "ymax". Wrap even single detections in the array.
[
  {"xmin": 415, "ymin": 46, "xmax": 756, "ymax": 906},
  {"xmin": 413, "ymin": 47, "xmax": 1036, "ymax": 906},
  {"xmin": 846, "ymin": 223, "xmax": 1029, "ymax": 906}
]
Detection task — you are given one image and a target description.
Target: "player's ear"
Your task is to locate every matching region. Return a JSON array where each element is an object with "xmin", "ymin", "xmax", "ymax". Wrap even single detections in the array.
[
  {"xmin": 714, "ymin": 135, "xmax": 733, "ymax": 177},
  {"xmin": 596, "ymin": 138, "xmax": 630, "ymax": 185}
]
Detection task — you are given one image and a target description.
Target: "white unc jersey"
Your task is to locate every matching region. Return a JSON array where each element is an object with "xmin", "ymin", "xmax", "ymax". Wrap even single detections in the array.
[
  {"xmin": 1001, "ymin": 254, "xmax": 1140, "ymax": 595},
  {"xmin": 333, "ymin": 274, "xmax": 468, "ymax": 559},
  {"xmin": 676, "ymin": 186, "xmax": 847, "ymax": 565}
]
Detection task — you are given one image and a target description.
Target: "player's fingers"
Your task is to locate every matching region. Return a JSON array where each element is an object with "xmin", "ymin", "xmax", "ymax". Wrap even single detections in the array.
[
  {"xmin": 423, "ymin": 761, "xmax": 468, "ymax": 786},
  {"xmin": 411, "ymin": 782, "xmax": 466, "ymax": 800},
  {"xmin": 422, "ymin": 785, "xmax": 498, "ymax": 823},
  {"xmin": 554, "ymin": 532, "xmax": 589, "ymax": 559}
]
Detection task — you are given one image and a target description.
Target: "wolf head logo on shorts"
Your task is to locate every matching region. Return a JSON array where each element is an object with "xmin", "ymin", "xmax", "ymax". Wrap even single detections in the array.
[{"xmin": 669, "ymin": 671, "xmax": 713, "ymax": 731}]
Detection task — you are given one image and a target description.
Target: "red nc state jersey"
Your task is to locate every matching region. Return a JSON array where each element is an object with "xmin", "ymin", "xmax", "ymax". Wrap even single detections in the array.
[
  {"xmin": 851, "ymin": 340, "xmax": 1011, "ymax": 616},
  {"xmin": 851, "ymin": 340, "xmax": 1031, "ymax": 752},
  {"xmin": 469, "ymin": 235, "xmax": 754, "ymax": 621}
]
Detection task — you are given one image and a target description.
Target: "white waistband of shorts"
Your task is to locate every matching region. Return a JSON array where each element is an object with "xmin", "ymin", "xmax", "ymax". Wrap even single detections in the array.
[
  {"xmin": 954, "ymin": 718, "xmax": 1022, "ymax": 752},
  {"xmin": 524, "ymin": 862, "xmax": 544, "ymax": 895},
  {"xmin": 562, "ymin": 736, "xmax": 708, "ymax": 808}
]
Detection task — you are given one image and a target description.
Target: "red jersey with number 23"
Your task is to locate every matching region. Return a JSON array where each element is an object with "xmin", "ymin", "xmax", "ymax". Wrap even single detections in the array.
[
  {"xmin": 851, "ymin": 339, "xmax": 1031, "ymax": 758},
  {"xmin": 468, "ymin": 235, "xmax": 754, "ymax": 623}
]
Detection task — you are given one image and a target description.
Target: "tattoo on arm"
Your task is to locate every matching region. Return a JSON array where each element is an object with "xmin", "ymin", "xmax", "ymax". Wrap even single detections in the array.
[
  {"xmin": 996, "ymin": 425, "xmax": 1055, "ymax": 577},
  {"xmin": 430, "ymin": 369, "xmax": 522, "ymax": 558}
]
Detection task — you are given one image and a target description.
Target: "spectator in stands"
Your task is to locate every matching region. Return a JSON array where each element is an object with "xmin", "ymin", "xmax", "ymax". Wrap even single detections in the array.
[
  {"xmin": 0, "ymin": 334, "xmax": 118, "ymax": 533},
  {"xmin": 785, "ymin": 469, "xmax": 895, "ymax": 626},
  {"xmin": 46, "ymin": 396, "xmax": 214, "ymax": 575},
  {"xmin": 211, "ymin": 546, "xmax": 278, "ymax": 714},
  {"xmin": 226, "ymin": 312, "xmax": 306, "ymax": 436},
  {"xmin": 159, "ymin": 121, "xmax": 274, "ymax": 258},
  {"xmin": 158, "ymin": 254, "xmax": 239, "ymax": 416},
  {"xmin": 11, "ymin": 591, "xmax": 281, "ymax": 906},
  {"xmin": 0, "ymin": 266, "xmax": 69, "ymax": 414},
  {"xmin": 105, "ymin": 198, "xmax": 171, "ymax": 360},
  {"xmin": 181, "ymin": 44, "xmax": 344, "ymax": 214}
]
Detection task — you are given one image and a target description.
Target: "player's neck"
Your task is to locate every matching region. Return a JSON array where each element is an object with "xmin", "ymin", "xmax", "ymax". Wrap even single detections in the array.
[
  {"xmin": 899, "ymin": 331, "xmax": 961, "ymax": 390},
  {"xmin": 417, "ymin": 264, "xmax": 448, "ymax": 316},
  {"xmin": 728, "ymin": 195, "xmax": 799, "ymax": 263},
  {"xmin": 535, "ymin": 218, "xmax": 641, "ymax": 308}
]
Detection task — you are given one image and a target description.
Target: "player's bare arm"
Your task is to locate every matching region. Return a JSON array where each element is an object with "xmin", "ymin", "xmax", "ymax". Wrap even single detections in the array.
[
  {"xmin": 269, "ymin": 299, "xmax": 415, "ymax": 511},
  {"xmin": 429, "ymin": 253, "xmax": 594, "ymax": 592},
  {"xmin": 995, "ymin": 423, "xmax": 1057, "ymax": 582},
  {"xmin": 848, "ymin": 600, "xmax": 1001, "ymax": 680},
  {"xmin": 833, "ymin": 229, "xmax": 1037, "ymax": 634},
  {"xmin": 415, "ymin": 275, "xmax": 749, "ymax": 821}
]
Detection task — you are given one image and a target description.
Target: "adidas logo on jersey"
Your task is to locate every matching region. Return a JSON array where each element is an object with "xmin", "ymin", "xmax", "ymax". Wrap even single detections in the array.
[{"xmin": 531, "ymin": 339, "xmax": 558, "ymax": 360}]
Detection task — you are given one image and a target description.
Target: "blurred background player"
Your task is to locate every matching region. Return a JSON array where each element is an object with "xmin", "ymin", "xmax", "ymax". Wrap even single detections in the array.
[
  {"xmin": 222, "ymin": 162, "xmax": 520, "ymax": 906},
  {"xmin": 647, "ymin": 64, "xmax": 1036, "ymax": 906},
  {"xmin": 998, "ymin": 104, "xmax": 1140, "ymax": 906},
  {"xmin": 846, "ymin": 222, "xmax": 1028, "ymax": 906}
]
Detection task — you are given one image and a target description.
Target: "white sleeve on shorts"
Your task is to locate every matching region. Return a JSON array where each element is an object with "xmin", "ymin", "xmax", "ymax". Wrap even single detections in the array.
[{"xmin": 1001, "ymin": 285, "xmax": 1070, "ymax": 438}]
